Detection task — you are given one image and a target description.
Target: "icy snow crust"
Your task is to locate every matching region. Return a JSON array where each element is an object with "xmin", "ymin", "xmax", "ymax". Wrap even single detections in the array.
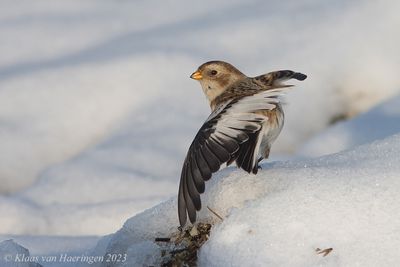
[{"xmin": 99, "ymin": 134, "xmax": 400, "ymax": 267}]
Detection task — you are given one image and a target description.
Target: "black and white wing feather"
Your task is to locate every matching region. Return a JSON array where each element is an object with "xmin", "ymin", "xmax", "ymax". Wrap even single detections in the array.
[{"xmin": 178, "ymin": 89, "xmax": 285, "ymax": 227}]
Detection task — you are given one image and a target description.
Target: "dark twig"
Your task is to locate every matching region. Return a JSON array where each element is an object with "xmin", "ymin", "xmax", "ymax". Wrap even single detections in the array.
[
  {"xmin": 155, "ymin": 237, "xmax": 171, "ymax": 242},
  {"xmin": 207, "ymin": 206, "xmax": 223, "ymax": 221}
]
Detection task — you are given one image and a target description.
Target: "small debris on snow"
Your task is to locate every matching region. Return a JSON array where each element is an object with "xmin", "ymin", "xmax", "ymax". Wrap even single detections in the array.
[
  {"xmin": 315, "ymin": 247, "xmax": 333, "ymax": 257},
  {"xmin": 158, "ymin": 223, "xmax": 212, "ymax": 267},
  {"xmin": 189, "ymin": 226, "xmax": 199, "ymax": 237}
]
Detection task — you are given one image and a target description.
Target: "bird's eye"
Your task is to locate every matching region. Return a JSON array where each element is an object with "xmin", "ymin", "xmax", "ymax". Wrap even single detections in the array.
[{"xmin": 210, "ymin": 70, "xmax": 218, "ymax": 76}]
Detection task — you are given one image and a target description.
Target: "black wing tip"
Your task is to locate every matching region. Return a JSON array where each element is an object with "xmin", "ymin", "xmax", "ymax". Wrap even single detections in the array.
[
  {"xmin": 178, "ymin": 194, "xmax": 188, "ymax": 227},
  {"xmin": 293, "ymin": 72, "xmax": 307, "ymax": 81},
  {"xmin": 179, "ymin": 213, "xmax": 187, "ymax": 227},
  {"xmin": 178, "ymin": 200, "xmax": 197, "ymax": 227},
  {"xmin": 188, "ymin": 210, "xmax": 197, "ymax": 224}
]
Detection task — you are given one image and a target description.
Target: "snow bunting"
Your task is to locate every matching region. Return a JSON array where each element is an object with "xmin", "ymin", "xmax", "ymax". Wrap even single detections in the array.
[{"xmin": 178, "ymin": 61, "xmax": 306, "ymax": 226}]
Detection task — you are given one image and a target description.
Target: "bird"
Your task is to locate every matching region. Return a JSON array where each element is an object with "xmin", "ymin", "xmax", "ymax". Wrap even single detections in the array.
[{"xmin": 178, "ymin": 60, "xmax": 306, "ymax": 227}]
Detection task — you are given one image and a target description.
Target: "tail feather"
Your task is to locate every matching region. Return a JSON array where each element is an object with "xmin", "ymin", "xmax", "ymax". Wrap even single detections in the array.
[{"xmin": 235, "ymin": 131, "xmax": 260, "ymax": 174}]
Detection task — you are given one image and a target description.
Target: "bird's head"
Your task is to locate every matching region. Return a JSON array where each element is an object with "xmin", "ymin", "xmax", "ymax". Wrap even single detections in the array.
[{"xmin": 190, "ymin": 61, "xmax": 245, "ymax": 104}]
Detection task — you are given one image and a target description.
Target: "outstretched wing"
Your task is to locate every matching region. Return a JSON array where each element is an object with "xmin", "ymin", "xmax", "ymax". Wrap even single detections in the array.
[{"xmin": 178, "ymin": 89, "xmax": 286, "ymax": 227}]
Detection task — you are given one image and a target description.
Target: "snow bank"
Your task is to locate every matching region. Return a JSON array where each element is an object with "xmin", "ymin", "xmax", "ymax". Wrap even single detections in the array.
[
  {"xmin": 0, "ymin": 236, "xmax": 103, "ymax": 267},
  {"xmin": 98, "ymin": 133, "xmax": 400, "ymax": 266},
  {"xmin": 0, "ymin": 239, "xmax": 41, "ymax": 267},
  {"xmin": 298, "ymin": 92, "xmax": 400, "ymax": 157}
]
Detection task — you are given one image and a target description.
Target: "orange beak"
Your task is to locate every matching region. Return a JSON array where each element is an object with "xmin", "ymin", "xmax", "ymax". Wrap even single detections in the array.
[{"xmin": 190, "ymin": 71, "xmax": 202, "ymax": 80}]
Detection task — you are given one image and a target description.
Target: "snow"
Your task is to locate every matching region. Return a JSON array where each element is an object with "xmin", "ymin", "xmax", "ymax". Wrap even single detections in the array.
[
  {"xmin": 200, "ymin": 136, "xmax": 400, "ymax": 267},
  {"xmin": 1, "ymin": 0, "xmax": 400, "ymax": 266},
  {"xmin": 0, "ymin": 236, "xmax": 102, "ymax": 267},
  {"xmin": 2, "ymin": 0, "xmax": 400, "ymax": 194},
  {"xmin": 99, "ymin": 133, "xmax": 400, "ymax": 267},
  {"xmin": 298, "ymin": 93, "xmax": 400, "ymax": 157},
  {"xmin": 0, "ymin": 239, "xmax": 42, "ymax": 267}
]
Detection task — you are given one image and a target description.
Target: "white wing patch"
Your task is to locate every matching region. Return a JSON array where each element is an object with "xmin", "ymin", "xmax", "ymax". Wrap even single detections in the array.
[{"xmin": 211, "ymin": 88, "xmax": 285, "ymax": 141}]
